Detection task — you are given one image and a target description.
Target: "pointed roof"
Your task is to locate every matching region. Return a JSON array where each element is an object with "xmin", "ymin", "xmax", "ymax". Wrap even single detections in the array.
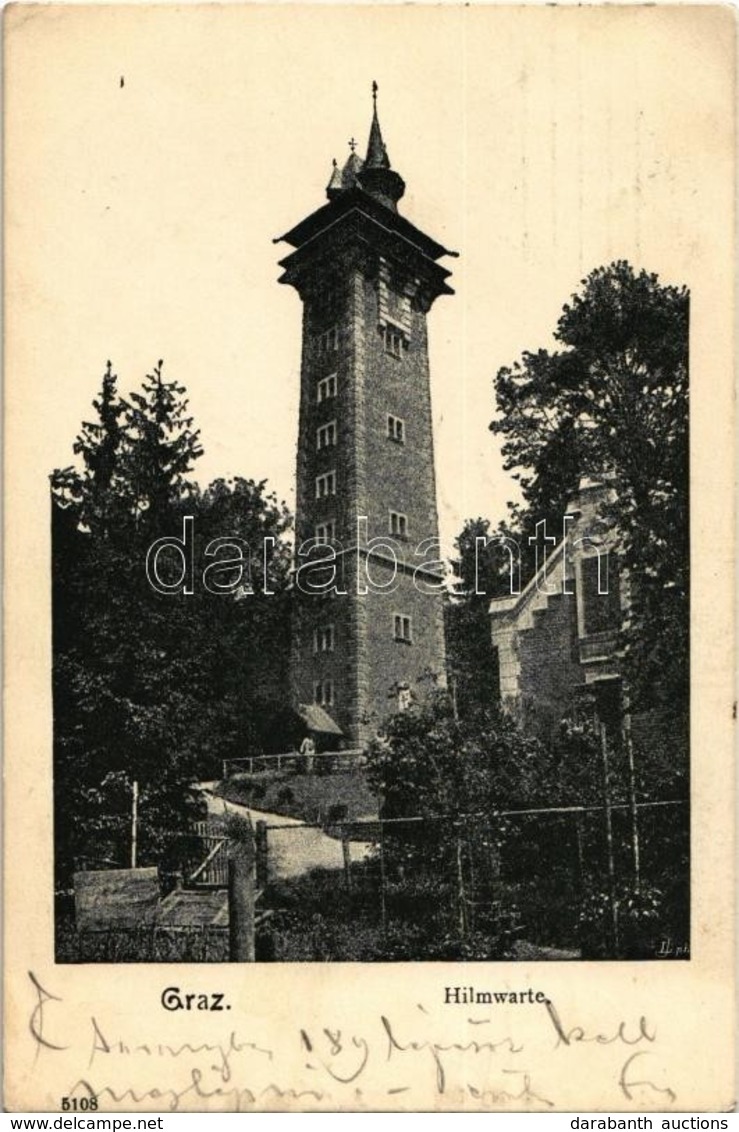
[
  {"xmin": 357, "ymin": 81, "xmax": 405, "ymax": 211},
  {"xmin": 326, "ymin": 158, "xmax": 343, "ymax": 199},
  {"xmin": 341, "ymin": 149, "xmax": 364, "ymax": 188},
  {"xmin": 365, "ymin": 82, "xmax": 390, "ymax": 169},
  {"xmin": 326, "ymin": 149, "xmax": 365, "ymax": 201}
]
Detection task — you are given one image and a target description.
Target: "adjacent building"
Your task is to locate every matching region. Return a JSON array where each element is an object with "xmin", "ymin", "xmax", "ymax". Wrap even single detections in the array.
[{"xmin": 489, "ymin": 479, "xmax": 625, "ymax": 741}]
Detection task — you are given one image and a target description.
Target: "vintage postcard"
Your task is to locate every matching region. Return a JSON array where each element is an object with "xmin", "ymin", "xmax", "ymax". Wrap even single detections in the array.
[{"xmin": 4, "ymin": 2, "xmax": 735, "ymax": 1113}]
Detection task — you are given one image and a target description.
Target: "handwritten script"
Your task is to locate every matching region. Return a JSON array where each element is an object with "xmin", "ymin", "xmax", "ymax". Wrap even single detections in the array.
[{"xmin": 26, "ymin": 971, "xmax": 677, "ymax": 1111}]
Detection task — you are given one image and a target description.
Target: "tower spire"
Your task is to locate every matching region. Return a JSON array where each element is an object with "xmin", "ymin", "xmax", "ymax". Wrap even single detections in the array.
[
  {"xmin": 365, "ymin": 80, "xmax": 390, "ymax": 169},
  {"xmin": 358, "ymin": 81, "xmax": 405, "ymax": 210}
]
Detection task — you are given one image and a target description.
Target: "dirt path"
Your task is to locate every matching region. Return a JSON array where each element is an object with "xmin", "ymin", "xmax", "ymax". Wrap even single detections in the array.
[{"xmin": 202, "ymin": 790, "xmax": 373, "ymax": 880}]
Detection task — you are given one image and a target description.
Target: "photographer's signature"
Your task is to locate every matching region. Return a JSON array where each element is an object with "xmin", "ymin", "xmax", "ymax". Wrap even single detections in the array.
[{"xmin": 655, "ymin": 938, "xmax": 689, "ymax": 958}]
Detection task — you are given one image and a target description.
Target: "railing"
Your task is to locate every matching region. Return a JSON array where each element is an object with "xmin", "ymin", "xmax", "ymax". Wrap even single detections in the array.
[{"xmin": 222, "ymin": 749, "xmax": 364, "ymax": 779}]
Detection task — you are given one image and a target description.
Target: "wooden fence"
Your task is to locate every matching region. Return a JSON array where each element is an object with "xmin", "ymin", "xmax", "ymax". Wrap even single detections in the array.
[
  {"xmin": 222, "ymin": 749, "xmax": 363, "ymax": 778},
  {"xmin": 191, "ymin": 821, "xmax": 229, "ymax": 886}
]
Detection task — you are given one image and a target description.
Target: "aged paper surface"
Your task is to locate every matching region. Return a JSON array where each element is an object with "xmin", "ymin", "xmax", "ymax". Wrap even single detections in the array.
[{"xmin": 4, "ymin": 3, "xmax": 736, "ymax": 1112}]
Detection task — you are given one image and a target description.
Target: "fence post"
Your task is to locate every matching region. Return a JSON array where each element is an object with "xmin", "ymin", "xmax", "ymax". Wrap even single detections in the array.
[
  {"xmin": 228, "ymin": 838, "xmax": 256, "ymax": 962},
  {"xmin": 622, "ymin": 698, "xmax": 641, "ymax": 894},
  {"xmin": 599, "ymin": 722, "xmax": 620, "ymax": 956},
  {"xmin": 379, "ymin": 818, "xmax": 387, "ymax": 933},
  {"xmin": 455, "ymin": 825, "xmax": 468, "ymax": 938},
  {"xmin": 574, "ymin": 812, "xmax": 586, "ymax": 887},
  {"xmin": 130, "ymin": 779, "xmax": 139, "ymax": 869},
  {"xmin": 255, "ymin": 820, "xmax": 269, "ymax": 892},
  {"xmin": 341, "ymin": 832, "xmax": 353, "ymax": 891}
]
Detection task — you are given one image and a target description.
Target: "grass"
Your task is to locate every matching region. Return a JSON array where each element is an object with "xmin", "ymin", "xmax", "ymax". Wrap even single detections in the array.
[
  {"xmin": 55, "ymin": 918, "xmax": 230, "ymax": 962},
  {"xmin": 214, "ymin": 769, "xmax": 379, "ymax": 825}
]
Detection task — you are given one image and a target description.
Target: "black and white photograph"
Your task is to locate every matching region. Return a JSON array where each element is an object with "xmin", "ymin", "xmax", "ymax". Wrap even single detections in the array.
[{"xmin": 4, "ymin": 1, "xmax": 735, "ymax": 1112}]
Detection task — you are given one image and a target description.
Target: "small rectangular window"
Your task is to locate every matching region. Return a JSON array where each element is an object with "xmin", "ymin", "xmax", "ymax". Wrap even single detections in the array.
[
  {"xmin": 317, "ymin": 374, "xmax": 338, "ymax": 403},
  {"xmin": 581, "ymin": 555, "xmax": 621, "ymax": 635},
  {"xmin": 315, "ymin": 520, "xmax": 336, "ymax": 545},
  {"xmin": 316, "ymin": 327, "xmax": 339, "ymax": 355},
  {"xmin": 383, "ymin": 324, "xmax": 405, "ymax": 358},
  {"xmin": 387, "ymin": 414, "xmax": 405, "ymax": 443},
  {"xmin": 316, "ymin": 420, "xmax": 337, "ymax": 450},
  {"xmin": 393, "ymin": 614, "xmax": 412, "ymax": 643},
  {"xmin": 389, "ymin": 510, "xmax": 408, "ymax": 538},
  {"xmin": 314, "ymin": 679, "xmax": 334, "ymax": 706},
  {"xmin": 312, "ymin": 625, "xmax": 335, "ymax": 654},
  {"xmin": 315, "ymin": 470, "xmax": 336, "ymax": 499}
]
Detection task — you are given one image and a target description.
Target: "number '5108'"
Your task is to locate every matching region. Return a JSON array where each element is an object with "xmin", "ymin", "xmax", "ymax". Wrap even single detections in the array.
[{"xmin": 61, "ymin": 1097, "xmax": 98, "ymax": 1111}]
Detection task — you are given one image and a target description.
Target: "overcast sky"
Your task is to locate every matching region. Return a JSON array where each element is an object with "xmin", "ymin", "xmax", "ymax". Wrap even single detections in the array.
[{"xmin": 9, "ymin": 4, "xmax": 731, "ymax": 548}]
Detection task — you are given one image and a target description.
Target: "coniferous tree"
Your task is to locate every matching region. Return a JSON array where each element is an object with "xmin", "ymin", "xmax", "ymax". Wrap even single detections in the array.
[
  {"xmin": 51, "ymin": 361, "xmax": 293, "ymax": 898},
  {"xmin": 122, "ymin": 360, "xmax": 203, "ymax": 528}
]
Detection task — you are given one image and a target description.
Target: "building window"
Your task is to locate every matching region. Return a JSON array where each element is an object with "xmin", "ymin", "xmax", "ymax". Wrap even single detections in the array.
[
  {"xmin": 313, "ymin": 624, "xmax": 335, "ymax": 654},
  {"xmin": 316, "ymin": 326, "xmax": 339, "ymax": 355},
  {"xmin": 317, "ymin": 373, "xmax": 338, "ymax": 403},
  {"xmin": 315, "ymin": 520, "xmax": 336, "ymax": 545},
  {"xmin": 315, "ymin": 470, "xmax": 336, "ymax": 499},
  {"xmin": 314, "ymin": 679, "xmax": 334, "ymax": 706},
  {"xmin": 382, "ymin": 324, "xmax": 405, "ymax": 358},
  {"xmin": 397, "ymin": 684, "xmax": 412, "ymax": 711},
  {"xmin": 393, "ymin": 614, "xmax": 412, "ymax": 643},
  {"xmin": 316, "ymin": 420, "xmax": 337, "ymax": 450},
  {"xmin": 581, "ymin": 554, "xmax": 622, "ymax": 635},
  {"xmin": 387, "ymin": 414, "xmax": 405, "ymax": 443},
  {"xmin": 389, "ymin": 510, "xmax": 408, "ymax": 538},
  {"xmin": 378, "ymin": 261, "xmax": 413, "ymax": 341}
]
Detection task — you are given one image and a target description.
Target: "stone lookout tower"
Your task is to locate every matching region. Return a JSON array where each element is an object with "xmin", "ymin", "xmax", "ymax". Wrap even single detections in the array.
[{"xmin": 275, "ymin": 84, "xmax": 456, "ymax": 746}]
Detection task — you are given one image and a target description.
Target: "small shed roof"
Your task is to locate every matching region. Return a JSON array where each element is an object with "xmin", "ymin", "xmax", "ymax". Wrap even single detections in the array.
[{"xmin": 298, "ymin": 703, "xmax": 344, "ymax": 736}]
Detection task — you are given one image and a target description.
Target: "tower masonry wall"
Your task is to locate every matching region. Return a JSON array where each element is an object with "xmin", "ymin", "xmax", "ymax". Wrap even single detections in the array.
[{"xmin": 285, "ymin": 168, "xmax": 451, "ymax": 745}]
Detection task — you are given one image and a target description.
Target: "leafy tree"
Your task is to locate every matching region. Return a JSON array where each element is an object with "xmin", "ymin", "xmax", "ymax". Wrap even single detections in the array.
[
  {"xmin": 363, "ymin": 694, "xmax": 544, "ymax": 953},
  {"xmin": 365, "ymin": 693, "xmax": 544, "ymax": 819},
  {"xmin": 364, "ymin": 695, "xmax": 687, "ymax": 959},
  {"xmin": 490, "ymin": 261, "xmax": 689, "ymax": 708}
]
